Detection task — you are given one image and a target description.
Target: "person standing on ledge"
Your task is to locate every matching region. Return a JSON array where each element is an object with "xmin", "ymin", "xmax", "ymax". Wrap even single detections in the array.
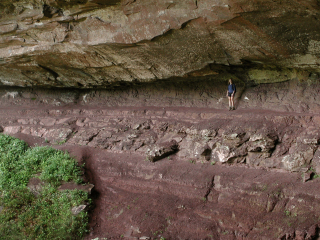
[{"xmin": 226, "ymin": 79, "xmax": 236, "ymax": 110}]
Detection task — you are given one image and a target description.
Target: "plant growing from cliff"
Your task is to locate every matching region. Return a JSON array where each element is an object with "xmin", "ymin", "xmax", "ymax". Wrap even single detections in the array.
[
  {"xmin": 313, "ymin": 174, "xmax": 320, "ymax": 179},
  {"xmin": 57, "ymin": 139, "xmax": 67, "ymax": 145},
  {"xmin": 284, "ymin": 210, "xmax": 291, "ymax": 216},
  {"xmin": 309, "ymin": 167, "xmax": 320, "ymax": 179},
  {"xmin": 261, "ymin": 184, "xmax": 268, "ymax": 191},
  {"xmin": 0, "ymin": 134, "xmax": 90, "ymax": 240}
]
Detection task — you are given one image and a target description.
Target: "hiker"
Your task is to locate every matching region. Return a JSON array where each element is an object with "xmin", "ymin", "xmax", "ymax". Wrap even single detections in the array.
[{"xmin": 226, "ymin": 79, "xmax": 236, "ymax": 110}]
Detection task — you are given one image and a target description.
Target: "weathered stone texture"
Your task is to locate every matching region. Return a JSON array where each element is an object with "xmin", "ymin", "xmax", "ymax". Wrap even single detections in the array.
[{"xmin": 0, "ymin": 0, "xmax": 319, "ymax": 87}]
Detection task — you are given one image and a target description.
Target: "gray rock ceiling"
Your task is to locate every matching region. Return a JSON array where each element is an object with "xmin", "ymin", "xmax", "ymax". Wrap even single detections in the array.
[{"xmin": 0, "ymin": 0, "xmax": 319, "ymax": 88}]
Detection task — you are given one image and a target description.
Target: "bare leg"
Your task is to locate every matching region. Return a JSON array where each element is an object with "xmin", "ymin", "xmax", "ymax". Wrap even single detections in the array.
[
  {"xmin": 228, "ymin": 97, "xmax": 231, "ymax": 108},
  {"xmin": 231, "ymin": 96, "xmax": 235, "ymax": 109}
]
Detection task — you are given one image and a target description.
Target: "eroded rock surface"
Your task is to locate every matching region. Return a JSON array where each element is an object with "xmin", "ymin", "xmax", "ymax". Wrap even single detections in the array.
[
  {"xmin": 2, "ymin": 92, "xmax": 320, "ymax": 174},
  {"xmin": 0, "ymin": 0, "xmax": 319, "ymax": 87},
  {"xmin": 1, "ymin": 1, "xmax": 320, "ymax": 238},
  {"xmin": 64, "ymin": 147, "xmax": 320, "ymax": 240},
  {"xmin": 1, "ymin": 84, "xmax": 320, "ymax": 239}
]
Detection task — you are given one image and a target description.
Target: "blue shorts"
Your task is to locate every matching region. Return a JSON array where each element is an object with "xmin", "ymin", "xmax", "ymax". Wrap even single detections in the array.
[{"xmin": 228, "ymin": 92, "xmax": 234, "ymax": 97}]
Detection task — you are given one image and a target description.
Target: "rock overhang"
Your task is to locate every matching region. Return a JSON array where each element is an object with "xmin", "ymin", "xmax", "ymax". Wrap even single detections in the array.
[{"xmin": 0, "ymin": 0, "xmax": 319, "ymax": 88}]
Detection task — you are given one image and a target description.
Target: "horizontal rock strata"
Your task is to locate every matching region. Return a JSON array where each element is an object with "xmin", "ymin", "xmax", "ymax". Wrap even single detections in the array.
[
  {"xmin": 2, "ymin": 103, "xmax": 320, "ymax": 174},
  {"xmin": 1, "ymin": 77, "xmax": 320, "ymax": 113},
  {"xmin": 0, "ymin": 0, "xmax": 319, "ymax": 87},
  {"xmin": 65, "ymin": 147, "xmax": 320, "ymax": 240},
  {"xmin": 1, "ymin": 85, "xmax": 320, "ymax": 239}
]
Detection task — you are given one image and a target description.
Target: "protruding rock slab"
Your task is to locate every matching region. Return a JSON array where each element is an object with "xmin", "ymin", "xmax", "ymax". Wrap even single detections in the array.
[
  {"xmin": 0, "ymin": 0, "xmax": 320, "ymax": 88},
  {"xmin": 146, "ymin": 140, "xmax": 178, "ymax": 162}
]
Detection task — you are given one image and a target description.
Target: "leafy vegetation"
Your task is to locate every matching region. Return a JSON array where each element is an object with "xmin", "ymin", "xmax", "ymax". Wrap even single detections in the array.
[{"xmin": 0, "ymin": 134, "xmax": 90, "ymax": 240}]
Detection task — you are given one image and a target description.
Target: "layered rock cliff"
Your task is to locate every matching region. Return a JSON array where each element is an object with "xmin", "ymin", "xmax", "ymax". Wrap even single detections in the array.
[
  {"xmin": 1, "ymin": 86, "xmax": 320, "ymax": 239},
  {"xmin": 1, "ymin": 0, "xmax": 320, "ymax": 239},
  {"xmin": 0, "ymin": 0, "xmax": 319, "ymax": 87}
]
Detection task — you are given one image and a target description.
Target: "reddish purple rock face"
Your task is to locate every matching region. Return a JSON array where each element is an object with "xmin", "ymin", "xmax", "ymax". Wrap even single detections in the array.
[
  {"xmin": 0, "ymin": 83, "xmax": 320, "ymax": 239},
  {"xmin": 1, "ymin": 0, "xmax": 320, "ymax": 239}
]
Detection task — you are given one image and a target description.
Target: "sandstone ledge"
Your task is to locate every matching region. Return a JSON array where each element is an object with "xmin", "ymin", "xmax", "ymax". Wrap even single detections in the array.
[{"xmin": 0, "ymin": 0, "xmax": 319, "ymax": 87}]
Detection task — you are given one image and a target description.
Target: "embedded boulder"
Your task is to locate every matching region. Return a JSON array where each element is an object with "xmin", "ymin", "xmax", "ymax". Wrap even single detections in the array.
[
  {"xmin": 146, "ymin": 140, "xmax": 178, "ymax": 162},
  {"xmin": 71, "ymin": 205, "xmax": 87, "ymax": 216},
  {"xmin": 246, "ymin": 133, "xmax": 278, "ymax": 153},
  {"xmin": 281, "ymin": 143, "xmax": 317, "ymax": 172},
  {"xmin": 177, "ymin": 128, "xmax": 215, "ymax": 161},
  {"xmin": 211, "ymin": 132, "xmax": 248, "ymax": 163}
]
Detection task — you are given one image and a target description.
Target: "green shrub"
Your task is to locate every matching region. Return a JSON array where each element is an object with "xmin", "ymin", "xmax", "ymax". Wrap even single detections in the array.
[
  {"xmin": 0, "ymin": 134, "xmax": 90, "ymax": 240},
  {"xmin": 23, "ymin": 146, "xmax": 83, "ymax": 185}
]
